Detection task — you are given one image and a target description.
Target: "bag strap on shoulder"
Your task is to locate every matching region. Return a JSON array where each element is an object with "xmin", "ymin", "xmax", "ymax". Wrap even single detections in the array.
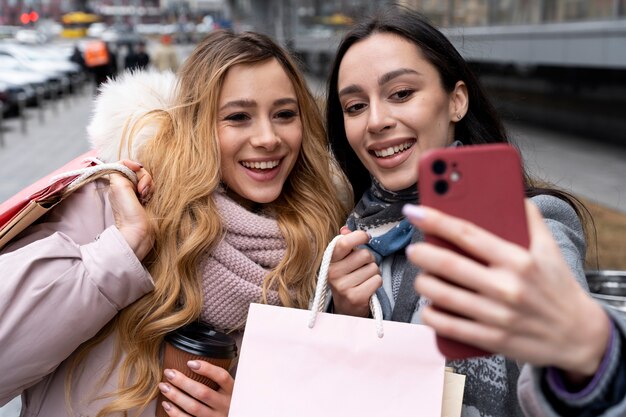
[{"xmin": 49, "ymin": 157, "xmax": 138, "ymax": 194}]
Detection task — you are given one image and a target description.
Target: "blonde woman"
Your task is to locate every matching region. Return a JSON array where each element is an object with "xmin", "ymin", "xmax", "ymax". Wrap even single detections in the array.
[{"xmin": 0, "ymin": 31, "xmax": 349, "ymax": 416}]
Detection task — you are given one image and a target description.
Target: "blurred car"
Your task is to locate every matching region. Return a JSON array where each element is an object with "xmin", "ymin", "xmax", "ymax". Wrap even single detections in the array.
[
  {"xmin": 0, "ymin": 62, "xmax": 46, "ymax": 106},
  {"xmin": 0, "ymin": 80, "xmax": 16, "ymax": 114},
  {"xmin": 100, "ymin": 23, "xmax": 143, "ymax": 46},
  {"xmin": 86, "ymin": 22, "xmax": 107, "ymax": 38},
  {"xmin": 26, "ymin": 44, "xmax": 87, "ymax": 87},
  {"xmin": 14, "ymin": 29, "xmax": 49, "ymax": 44},
  {"xmin": 0, "ymin": 43, "xmax": 80, "ymax": 93},
  {"xmin": 0, "ymin": 80, "xmax": 35, "ymax": 116}
]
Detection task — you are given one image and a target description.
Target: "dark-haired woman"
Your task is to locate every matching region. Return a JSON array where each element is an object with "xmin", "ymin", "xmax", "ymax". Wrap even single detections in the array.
[{"xmin": 324, "ymin": 5, "xmax": 625, "ymax": 417}]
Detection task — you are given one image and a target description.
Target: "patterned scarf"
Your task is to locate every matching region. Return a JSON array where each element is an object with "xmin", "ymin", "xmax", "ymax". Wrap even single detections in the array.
[
  {"xmin": 345, "ymin": 141, "xmax": 462, "ymax": 321},
  {"xmin": 346, "ymin": 177, "xmax": 418, "ymax": 263},
  {"xmin": 346, "ymin": 178, "xmax": 421, "ymax": 321},
  {"xmin": 199, "ymin": 193, "xmax": 285, "ymax": 331}
]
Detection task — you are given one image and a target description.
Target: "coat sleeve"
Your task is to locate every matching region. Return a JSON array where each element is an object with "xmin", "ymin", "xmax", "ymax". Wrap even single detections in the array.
[
  {"xmin": 518, "ymin": 195, "xmax": 626, "ymax": 416},
  {"xmin": 518, "ymin": 308, "xmax": 626, "ymax": 417},
  {"xmin": 0, "ymin": 180, "xmax": 154, "ymax": 405}
]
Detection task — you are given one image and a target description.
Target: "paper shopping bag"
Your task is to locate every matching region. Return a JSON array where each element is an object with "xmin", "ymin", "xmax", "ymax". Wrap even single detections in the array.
[
  {"xmin": 442, "ymin": 367, "xmax": 466, "ymax": 417},
  {"xmin": 230, "ymin": 303, "xmax": 445, "ymax": 417},
  {"xmin": 230, "ymin": 236, "xmax": 446, "ymax": 417},
  {"xmin": 0, "ymin": 150, "xmax": 136, "ymax": 250}
]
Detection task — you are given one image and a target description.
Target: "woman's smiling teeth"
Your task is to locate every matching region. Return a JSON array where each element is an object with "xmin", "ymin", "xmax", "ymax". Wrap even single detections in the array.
[
  {"xmin": 241, "ymin": 160, "xmax": 280, "ymax": 170},
  {"xmin": 372, "ymin": 141, "xmax": 415, "ymax": 158}
]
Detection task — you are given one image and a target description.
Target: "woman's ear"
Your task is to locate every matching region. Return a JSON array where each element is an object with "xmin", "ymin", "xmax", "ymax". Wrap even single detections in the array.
[{"xmin": 449, "ymin": 81, "xmax": 469, "ymax": 122}]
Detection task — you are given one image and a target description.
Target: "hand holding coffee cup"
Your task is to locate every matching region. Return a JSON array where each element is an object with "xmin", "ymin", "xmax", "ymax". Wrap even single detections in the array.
[{"xmin": 156, "ymin": 321, "xmax": 238, "ymax": 417}]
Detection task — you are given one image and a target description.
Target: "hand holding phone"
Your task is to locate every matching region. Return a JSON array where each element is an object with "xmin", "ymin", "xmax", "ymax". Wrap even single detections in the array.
[{"xmin": 417, "ymin": 143, "xmax": 529, "ymax": 359}]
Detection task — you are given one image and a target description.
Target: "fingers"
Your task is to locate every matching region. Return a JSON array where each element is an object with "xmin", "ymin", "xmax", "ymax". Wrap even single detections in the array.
[
  {"xmin": 158, "ymin": 362, "xmax": 232, "ymax": 417},
  {"xmin": 330, "ymin": 230, "xmax": 370, "ymax": 262},
  {"xmin": 415, "ymin": 272, "xmax": 517, "ymax": 328},
  {"xmin": 329, "ymin": 245, "xmax": 376, "ymax": 279},
  {"xmin": 407, "ymin": 241, "xmax": 528, "ymax": 306},
  {"xmin": 419, "ymin": 304, "xmax": 515, "ymax": 354},
  {"xmin": 524, "ymin": 200, "xmax": 562, "ymax": 255},
  {"xmin": 332, "ymin": 272, "xmax": 382, "ymax": 316},
  {"xmin": 187, "ymin": 360, "xmax": 234, "ymax": 394},
  {"xmin": 403, "ymin": 204, "xmax": 528, "ymax": 268},
  {"xmin": 327, "ymin": 230, "xmax": 381, "ymax": 316},
  {"xmin": 118, "ymin": 159, "xmax": 143, "ymax": 171},
  {"xmin": 116, "ymin": 159, "xmax": 154, "ymax": 201},
  {"xmin": 108, "ymin": 167, "xmax": 154, "ymax": 260}
]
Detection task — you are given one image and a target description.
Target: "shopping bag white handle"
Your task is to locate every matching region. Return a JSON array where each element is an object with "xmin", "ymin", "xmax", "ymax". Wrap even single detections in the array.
[
  {"xmin": 308, "ymin": 235, "xmax": 384, "ymax": 338},
  {"xmin": 50, "ymin": 157, "xmax": 138, "ymax": 193}
]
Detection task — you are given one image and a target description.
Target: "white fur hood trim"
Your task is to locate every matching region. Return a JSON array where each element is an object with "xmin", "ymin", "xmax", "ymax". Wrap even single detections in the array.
[{"xmin": 87, "ymin": 70, "xmax": 177, "ymax": 163}]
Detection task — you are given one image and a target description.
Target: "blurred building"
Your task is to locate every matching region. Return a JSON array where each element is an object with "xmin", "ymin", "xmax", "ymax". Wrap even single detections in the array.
[
  {"xmin": 279, "ymin": 0, "xmax": 626, "ymax": 144},
  {"xmin": 398, "ymin": 0, "xmax": 624, "ymax": 26}
]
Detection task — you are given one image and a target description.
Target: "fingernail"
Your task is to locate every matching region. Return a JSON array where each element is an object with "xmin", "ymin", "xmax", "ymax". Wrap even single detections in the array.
[
  {"xmin": 339, "ymin": 226, "xmax": 350, "ymax": 234},
  {"xmin": 162, "ymin": 401, "xmax": 172, "ymax": 411},
  {"xmin": 187, "ymin": 360, "xmax": 200, "ymax": 370},
  {"xmin": 402, "ymin": 204, "xmax": 426, "ymax": 220},
  {"xmin": 164, "ymin": 369, "xmax": 175, "ymax": 380},
  {"xmin": 159, "ymin": 382, "xmax": 170, "ymax": 393},
  {"xmin": 366, "ymin": 231, "xmax": 373, "ymax": 241},
  {"xmin": 405, "ymin": 244, "xmax": 416, "ymax": 257}
]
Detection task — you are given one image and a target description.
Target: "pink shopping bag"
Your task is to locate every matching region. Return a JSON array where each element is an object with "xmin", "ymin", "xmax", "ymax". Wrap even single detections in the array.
[
  {"xmin": 230, "ymin": 236, "xmax": 446, "ymax": 417},
  {"xmin": 0, "ymin": 151, "xmax": 136, "ymax": 250}
]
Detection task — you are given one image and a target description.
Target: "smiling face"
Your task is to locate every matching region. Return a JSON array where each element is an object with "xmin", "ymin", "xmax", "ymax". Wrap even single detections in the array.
[
  {"xmin": 217, "ymin": 58, "xmax": 302, "ymax": 205},
  {"xmin": 337, "ymin": 32, "xmax": 467, "ymax": 192}
]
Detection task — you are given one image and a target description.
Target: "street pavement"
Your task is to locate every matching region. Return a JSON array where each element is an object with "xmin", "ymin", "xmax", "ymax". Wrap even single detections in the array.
[
  {"xmin": 1, "ymin": 72, "xmax": 626, "ymax": 416},
  {"xmin": 0, "ymin": 88, "xmax": 93, "ymax": 203},
  {"xmin": 511, "ymin": 121, "xmax": 626, "ymax": 213}
]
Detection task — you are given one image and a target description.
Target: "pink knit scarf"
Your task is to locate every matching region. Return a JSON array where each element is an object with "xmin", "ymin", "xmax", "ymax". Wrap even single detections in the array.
[{"xmin": 199, "ymin": 193, "xmax": 285, "ymax": 331}]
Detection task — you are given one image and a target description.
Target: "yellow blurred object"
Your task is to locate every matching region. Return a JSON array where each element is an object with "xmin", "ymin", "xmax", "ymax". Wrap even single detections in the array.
[
  {"xmin": 61, "ymin": 12, "xmax": 100, "ymax": 24},
  {"xmin": 322, "ymin": 13, "xmax": 353, "ymax": 26},
  {"xmin": 61, "ymin": 12, "xmax": 100, "ymax": 38}
]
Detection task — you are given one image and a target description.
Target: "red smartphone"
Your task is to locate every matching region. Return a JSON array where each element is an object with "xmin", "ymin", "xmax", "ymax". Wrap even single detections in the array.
[{"xmin": 417, "ymin": 143, "xmax": 530, "ymax": 359}]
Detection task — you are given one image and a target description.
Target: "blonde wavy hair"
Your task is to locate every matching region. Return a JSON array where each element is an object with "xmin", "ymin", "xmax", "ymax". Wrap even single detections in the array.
[{"xmin": 66, "ymin": 31, "xmax": 350, "ymax": 416}]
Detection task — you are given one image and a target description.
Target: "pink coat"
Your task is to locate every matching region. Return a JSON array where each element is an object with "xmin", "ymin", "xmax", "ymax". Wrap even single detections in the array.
[{"xmin": 0, "ymin": 180, "xmax": 155, "ymax": 415}]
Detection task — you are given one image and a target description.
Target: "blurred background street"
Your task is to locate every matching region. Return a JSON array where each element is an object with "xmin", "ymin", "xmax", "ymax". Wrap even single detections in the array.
[{"xmin": 1, "ymin": 0, "xmax": 626, "ymax": 414}]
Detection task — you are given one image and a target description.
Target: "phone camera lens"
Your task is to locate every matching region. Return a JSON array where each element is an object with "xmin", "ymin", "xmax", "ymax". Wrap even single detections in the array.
[
  {"xmin": 432, "ymin": 159, "xmax": 447, "ymax": 175},
  {"xmin": 434, "ymin": 180, "xmax": 448, "ymax": 195}
]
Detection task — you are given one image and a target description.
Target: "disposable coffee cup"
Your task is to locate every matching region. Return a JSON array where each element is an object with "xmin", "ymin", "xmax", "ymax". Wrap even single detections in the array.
[{"xmin": 156, "ymin": 321, "xmax": 237, "ymax": 416}]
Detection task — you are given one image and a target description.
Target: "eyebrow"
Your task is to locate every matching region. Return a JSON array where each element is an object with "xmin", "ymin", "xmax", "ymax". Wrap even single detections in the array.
[
  {"xmin": 220, "ymin": 99, "xmax": 255, "ymax": 111},
  {"xmin": 338, "ymin": 68, "xmax": 420, "ymax": 98},
  {"xmin": 219, "ymin": 97, "xmax": 298, "ymax": 111},
  {"xmin": 274, "ymin": 97, "xmax": 298, "ymax": 107},
  {"xmin": 378, "ymin": 68, "xmax": 419, "ymax": 85}
]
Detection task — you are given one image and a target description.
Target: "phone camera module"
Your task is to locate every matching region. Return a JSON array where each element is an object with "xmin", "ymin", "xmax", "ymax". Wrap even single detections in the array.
[
  {"xmin": 432, "ymin": 159, "xmax": 447, "ymax": 175},
  {"xmin": 434, "ymin": 180, "xmax": 448, "ymax": 195}
]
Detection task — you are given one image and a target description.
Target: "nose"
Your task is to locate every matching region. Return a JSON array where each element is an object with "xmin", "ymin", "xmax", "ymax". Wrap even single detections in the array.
[
  {"xmin": 367, "ymin": 100, "xmax": 396, "ymax": 134},
  {"xmin": 250, "ymin": 119, "xmax": 281, "ymax": 151}
]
